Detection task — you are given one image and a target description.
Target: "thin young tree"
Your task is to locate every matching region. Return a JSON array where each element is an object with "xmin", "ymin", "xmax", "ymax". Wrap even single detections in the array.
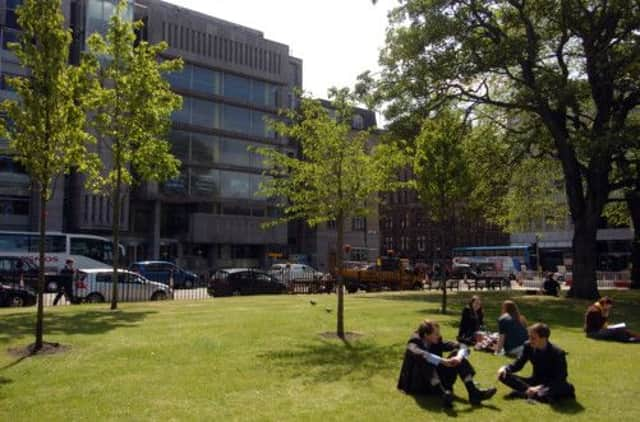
[
  {"xmin": 255, "ymin": 89, "xmax": 407, "ymax": 338},
  {"xmin": 412, "ymin": 110, "xmax": 473, "ymax": 314},
  {"xmin": 85, "ymin": 0, "xmax": 182, "ymax": 310},
  {"xmin": 0, "ymin": 0, "xmax": 99, "ymax": 351}
]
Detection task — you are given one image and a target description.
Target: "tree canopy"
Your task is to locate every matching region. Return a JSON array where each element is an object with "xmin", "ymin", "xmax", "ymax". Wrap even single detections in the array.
[
  {"xmin": 0, "ymin": 0, "xmax": 99, "ymax": 351},
  {"xmin": 369, "ymin": 0, "xmax": 640, "ymax": 299},
  {"xmin": 85, "ymin": 0, "xmax": 182, "ymax": 309}
]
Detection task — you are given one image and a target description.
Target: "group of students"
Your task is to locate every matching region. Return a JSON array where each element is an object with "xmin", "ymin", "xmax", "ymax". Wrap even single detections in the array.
[{"xmin": 397, "ymin": 294, "xmax": 638, "ymax": 408}]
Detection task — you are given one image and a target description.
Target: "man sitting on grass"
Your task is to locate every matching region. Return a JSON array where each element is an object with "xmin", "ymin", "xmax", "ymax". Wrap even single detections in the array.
[
  {"xmin": 498, "ymin": 322, "xmax": 575, "ymax": 403},
  {"xmin": 584, "ymin": 296, "xmax": 639, "ymax": 342},
  {"xmin": 398, "ymin": 319, "xmax": 497, "ymax": 408}
]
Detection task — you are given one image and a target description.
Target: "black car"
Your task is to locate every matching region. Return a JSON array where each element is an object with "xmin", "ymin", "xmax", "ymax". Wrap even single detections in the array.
[
  {"xmin": 208, "ymin": 268, "xmax": 287, "ymax": 297},
  {"xmin": 129, "ymin": 261, "xmax": 201, "ymax": 289},
  {"xmin": 0, "ymin": 255, "xmax": 39, "ymax": 288},
  {"xmin": 0, "ymin": 282, "xmax": 37, "ymax": 307}
]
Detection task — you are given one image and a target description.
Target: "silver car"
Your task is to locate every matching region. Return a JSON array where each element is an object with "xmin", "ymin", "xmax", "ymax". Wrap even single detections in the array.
[{"xmin": 74, "ymin": 268, "xmax": 171, "ymax": 303}]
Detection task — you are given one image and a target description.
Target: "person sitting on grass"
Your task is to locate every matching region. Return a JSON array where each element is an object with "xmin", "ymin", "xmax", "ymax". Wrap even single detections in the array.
[
  {"xmin": 457, "ymin": 295, "xmax": 498, "ymax": 352},
  {"xmin": 584, "ymin": 297, "xmax": 640, "ymax": 343},
  {"xmin": 494, "ymin": 300, "xmax": 528, "ymax": 357},
  {"xmin": 398, "ymin": 319, "xmax": 497, "ymax": 408},
  {"xmin": 541, "ymin": 272, "xmax": 561, "ymax": 296},
  {"xmin": 498, "ymin": 322, "xmax": 575, "ymax": 403}
]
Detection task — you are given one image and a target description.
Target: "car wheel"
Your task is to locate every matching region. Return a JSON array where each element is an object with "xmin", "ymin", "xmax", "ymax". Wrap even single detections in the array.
[
  {"xmin": 86, "ymin": 293, "xmax": 105, "ymax": 303},
  {"xmin": 232, "ymin": 289, "xmax": 241, "ymax": 296},
  {"xmin": 47, "ymin": 281, "xmax": 58, "ymax": 292},
  {"xmin": 151, "ymin": 291, "xmax": 167, "ymax": 301},
  {"xmin": 184, "ymin": 280, "xmax": 193, "ymax": 289},
  {"xmin": 9, "ymin": 295, "xmax": 25, "ymax": 307}
]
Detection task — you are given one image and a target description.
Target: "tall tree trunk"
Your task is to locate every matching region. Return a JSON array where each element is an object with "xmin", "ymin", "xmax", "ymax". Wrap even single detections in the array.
[
  {"xmin": 627, "ymin": 190, "xmax": 640, "ymax": 288},
  {"xmin": 34, "ymin": 185, "xmax": 48, "ymax": 352},
  {"xmin": 110, "ymin": 165, "xmax": 122, "ymax": 310},
  {"xmin": 569, "ymin": 214, "xmax": 600, "ymax": 299},
  {"xmin": 336, "ymin": 210, "xmax": 345, "ymax": 338}
]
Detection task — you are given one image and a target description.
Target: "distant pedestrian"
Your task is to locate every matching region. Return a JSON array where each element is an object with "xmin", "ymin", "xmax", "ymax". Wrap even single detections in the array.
[{"xmin": 53, "ymin": 259, "xmax": 75, "ymax": 305}]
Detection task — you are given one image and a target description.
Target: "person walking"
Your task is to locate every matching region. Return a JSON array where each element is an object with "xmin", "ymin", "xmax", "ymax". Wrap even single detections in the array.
[{"xmin": 53, "ymin": 258, "xmax": 76, "ymax": 305}]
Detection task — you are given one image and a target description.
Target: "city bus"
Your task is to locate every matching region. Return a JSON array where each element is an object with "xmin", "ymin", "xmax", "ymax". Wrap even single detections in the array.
[
  {"xmin": 0, "ymin": 231, "xmax": 125, "ymax": 274},
  {"xmin": 451, "ymin": 244, "xmax": 535, "ymax": 273}
]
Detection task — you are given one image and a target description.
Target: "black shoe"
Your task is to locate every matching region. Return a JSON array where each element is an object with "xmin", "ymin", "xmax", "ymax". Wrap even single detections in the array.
[
  {"xmin": 469, "ymin": 387, "xmax": 497, "ymax": 405},
  {"xmin": 441, "ymin": 390, "xmax": 454, "ymax": 408}
]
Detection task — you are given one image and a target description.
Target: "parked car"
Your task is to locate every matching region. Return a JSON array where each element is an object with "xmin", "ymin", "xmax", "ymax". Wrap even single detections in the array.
[
  {"xmin": 0, "ymin": 282, "xmax": 37, "ymax": 307},
  {"xmin": 209, "ymin": 268, "xmax": 287, "ymax": 297},
  {"xmin": 74, "ymin": 268, "xmax": 171, "ymax": 303},
  {"xmin": 268, "ymin": 263, "xmax": 326, "ymax": 283},
  {"xmin": 129, "ymin": 261, "xmax": 200, "ymax": 289}
]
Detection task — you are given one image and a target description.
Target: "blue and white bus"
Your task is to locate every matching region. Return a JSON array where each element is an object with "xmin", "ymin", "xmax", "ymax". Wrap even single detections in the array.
[
  {"xmin": 0, "ymin": 231, "xmax": 125, "ymax": 274},
  {"xmin": 451, "ymin": 244, "xmax": 535, "ymax": 273}
]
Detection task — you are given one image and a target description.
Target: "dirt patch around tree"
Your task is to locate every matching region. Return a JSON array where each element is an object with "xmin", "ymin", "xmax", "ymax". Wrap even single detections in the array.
[
  {"xmin": 8, "ymin": 342, "xmax": 71, "ymax": 358},
  {"xmin": 319, "ymin": 331, "xmax": 364, "ymax": 341}
]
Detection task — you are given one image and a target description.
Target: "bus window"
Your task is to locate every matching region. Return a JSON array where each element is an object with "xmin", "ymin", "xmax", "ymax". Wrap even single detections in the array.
[{"xmin": 0, "ymin": 233, "xmax": 29, "ymax": 251}]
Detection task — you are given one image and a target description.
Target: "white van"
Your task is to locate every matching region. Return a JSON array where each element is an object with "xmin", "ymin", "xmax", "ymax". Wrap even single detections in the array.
[{"xmin": 269, "ymin": 263, "xmax": 325, "ymax": 283}]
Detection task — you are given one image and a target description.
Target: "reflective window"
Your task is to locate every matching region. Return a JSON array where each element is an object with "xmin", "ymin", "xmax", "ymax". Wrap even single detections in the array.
[
  {"xmin": 224, "ymin": 73, "xmax": 250, "ymax": 101},
  {"xmin": 169, "ymin": 130, "xmax": 190, "ymax": 161},
  {"xmin": 166, "ymin": 63, "xmax": 192, "ymax": 90},
  {"xmin": 223, "ymin": 105, "xmax": 251, "ymax": 133},
  {"xmin": 220, "ymin": 170, "xmax": 250, "ymax": 198},
  {"xmin": 192, "ymin": 65, "xmax": 218, "ymax": 94},
  {"xmin": 191, "ymin": 98, "xmax": 216, "ymax": 128},
  {"xmin": 191, "ymin": 168, "xmax": 219, "ymax": 196},
  {"xmin": 191, "ymin": 133, "xmax": 218, "ymax": 164},
  {"xmin": 220, "ymin": 138, "xmax": 251, "ymax": 167},
  {"xmin": 161, "ymin": 169, "xmax": 189, "ymax": 195},
  {"xmin": 172, "ymin": 96, "xmax": 191, "ymax": 124}
]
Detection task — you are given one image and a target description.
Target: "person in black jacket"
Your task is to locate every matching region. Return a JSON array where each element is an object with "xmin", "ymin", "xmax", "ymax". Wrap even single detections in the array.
[
  {"xmin": 497, "ymin": 322, "xmax": 575, "ymax": 402},
  {"xmin": 398, "ymin": 319, "xmax": 497, "ymax": 407},
  {"xmin": 53, "ymin": 259, "xmax": 75, "ymax": 305},
  {"xmin": 457, "ymin": 295, "xmax": 485, "ymax": 345},
  {"xmin": 541, "ymin": 272, "xmax": 561, "ymax": 296}
]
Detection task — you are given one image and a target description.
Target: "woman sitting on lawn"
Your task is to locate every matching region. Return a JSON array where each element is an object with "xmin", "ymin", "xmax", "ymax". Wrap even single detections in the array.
[
  {"xmin": 584, "ymin": 297, "xmax": 640, "ymax": 343},
  {"xmin": 457, "ymin": 295, "xmax": 484, "ymax": 345},
  {"xmin": 494, "ymin": 300, "xmax": 528, "ymax": 357},
  {"xmin": 457, "ymin": 295, "xmax": 498, "ymax": 352}
]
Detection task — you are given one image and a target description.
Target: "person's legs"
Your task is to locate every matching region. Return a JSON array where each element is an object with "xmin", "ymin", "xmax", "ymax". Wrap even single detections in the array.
[
  {"xmin": 500, "ymin": 373, "xmax": 532, "ymax": 394},
  {"xmin": 454, "ymin": 358, "xmax": 496, "ymax": 404},
  {"xmin": 53, "ymin": 290, "xmax": 63, "ymax": 306},
  {"xmin": 589, "ymin": 328, "xmax": 634, "ymax": 342}
]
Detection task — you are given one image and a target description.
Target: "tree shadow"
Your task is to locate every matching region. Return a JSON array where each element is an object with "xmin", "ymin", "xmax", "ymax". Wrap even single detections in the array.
[
  {"xmin": 0, "ymin": 309, "xmax": 157, "ymax": 346},
  {"xmin": 259, "ymin": 337, "xmax": 403, "ymax": 384}
]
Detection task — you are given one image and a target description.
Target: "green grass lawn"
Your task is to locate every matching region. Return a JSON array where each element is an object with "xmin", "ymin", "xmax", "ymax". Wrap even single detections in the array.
[{"xmin": 1, "ymin": 290, "xmax": 639, "ymax": 421}]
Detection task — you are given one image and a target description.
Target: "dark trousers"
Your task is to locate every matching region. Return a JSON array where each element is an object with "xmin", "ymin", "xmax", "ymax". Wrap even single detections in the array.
[
  {"xmin": 53, "ymin": 280, "xmax": 73, "ymax": 305},
  {"xmin": 588, "ymin": 328, "xmax": 634, "ymax": 342},
  {"xmin": 500, "ymin": 373, "xmax": 575, "ymax": 400},
  {"xmin": 437, "ymin": 356, "xmax": 476, "ymax": 390}
]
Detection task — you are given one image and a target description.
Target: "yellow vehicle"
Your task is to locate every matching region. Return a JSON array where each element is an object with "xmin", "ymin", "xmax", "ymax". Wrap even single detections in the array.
[{"xmin": 340, "ymin": 262, "xmax": 423, "ymax": 293}]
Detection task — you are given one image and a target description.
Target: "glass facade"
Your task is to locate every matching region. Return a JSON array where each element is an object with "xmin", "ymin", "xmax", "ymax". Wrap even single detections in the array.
[
  {"xmin": 86, "ymin": 0, "xmax": 134, "ymax": 40},
  {"xmin": 166, "ymin": 63, "xmax": 278, "ymax": 108},
  {"xmin": 172, "ymin": 96, "xmax": 275, "ymax": 139}
]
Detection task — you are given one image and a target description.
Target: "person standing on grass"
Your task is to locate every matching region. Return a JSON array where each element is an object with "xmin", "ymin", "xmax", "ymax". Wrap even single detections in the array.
[
  {"xmin": 494, "ymin": 300, "xmax": 528, "ymax": 357},
  {"xmin": 498, "ymin": 322, "xmax": 575, "ymax": 403},
  {"xmin": 398, "ymin": 319, "xmax": 497, "ymax": 408},
  {"xmin": 584, "ymin": 297, "xmax": 640, "ymax": 343}
]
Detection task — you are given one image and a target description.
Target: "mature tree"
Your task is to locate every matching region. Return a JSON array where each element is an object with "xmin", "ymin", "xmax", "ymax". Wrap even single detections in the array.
[
  {"xmin": 371, "ymin": 0, "xmax": 640, "ymax": 299},
  {"xmin": 85, "ymin": 0, "xmax": 182, "ymax": 310},
  {"xmin": 412, "ymin": 110, "xmax": 473, "ymax": 313},
  {"xmin": 255, "ymin": 89, "xmax": 407, "ymax": 338},
  {"xmin": 0, "ymin": 0, "xmax": 98, "ymax": 351}
]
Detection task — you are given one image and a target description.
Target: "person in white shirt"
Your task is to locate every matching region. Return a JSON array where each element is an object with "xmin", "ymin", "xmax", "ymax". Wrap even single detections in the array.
[{"xmin": 397, "ymin": 319, "xmax": 497, "ymax": 408}]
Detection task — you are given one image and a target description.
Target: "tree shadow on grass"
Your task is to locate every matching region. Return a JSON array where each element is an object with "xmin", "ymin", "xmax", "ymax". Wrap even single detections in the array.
[
  {"xmin": 259, "ymin": 337, "xmax": 403, "ymax": 384},
  {"xmin": 0, "ymin": 309, "xmax": 157, "ymax": 346}
]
